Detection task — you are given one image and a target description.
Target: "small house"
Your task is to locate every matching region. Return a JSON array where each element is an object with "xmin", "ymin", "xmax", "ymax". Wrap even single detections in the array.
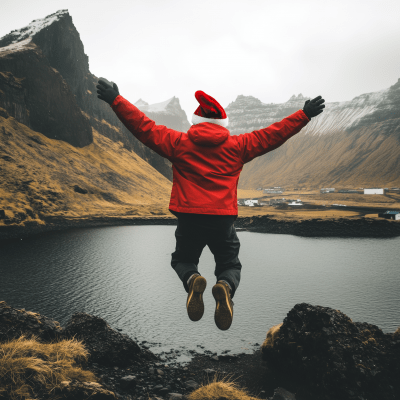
[
  {"xmin": 288, "ymin": 200, "xmax": 303, "ymax": 206},
  {"xmin": 378, "ymin": 211, "xmax": 400, "ymax": 220}
]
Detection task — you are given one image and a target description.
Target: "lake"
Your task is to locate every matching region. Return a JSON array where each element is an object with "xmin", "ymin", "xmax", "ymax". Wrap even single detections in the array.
[{"xmin": 1, "ymin": 225, "xmax": 399, "ymax": 363}]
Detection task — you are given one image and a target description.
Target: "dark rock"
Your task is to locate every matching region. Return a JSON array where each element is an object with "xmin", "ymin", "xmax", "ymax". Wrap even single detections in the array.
[
  {"xmin": 63, "ymin": 312, "xmax": 157, "ymax": 367},
  {"xmin": 269, "ymin": 387, "xmax": 296, "ymax": 400},
  {"xmin": 119, "ymin": 375, "xmax": 137, "ymax": 390},
  {"xmin": 218, "ymin": 354, "xmax": 239, "ymax": 362},
  {"xmin": 169, "ymin": 393, "xmax": 183, "ymax": 400},
  {"xmin": 262, "ymin": 303, "xmax": 399, "ymax": 400},
  {"xmin": 0, "ymin": 210, "xmax": 5, "ymax": 219},
  {"xmin": 0, "ymin": 106, "xmax": 9, "ymax": 118},
  {"xmin": 73, "ymin": 185, "xmax": 88, "ymax": 194},
  {"xmin": 203, "ymin": 368, "xmax": 215, "ymax": 374},
  {"xmin": 0, "ymin": 300, "xmax": 63, "ymax": 343},
  {"xmin": 184, "ymin": 380, "xmax": 199, "ymax": 390}
]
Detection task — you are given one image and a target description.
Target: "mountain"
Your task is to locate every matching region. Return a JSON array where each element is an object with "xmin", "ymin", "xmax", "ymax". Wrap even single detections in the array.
[
  {"xmin": 0, "ymin": 10, "xmax": 186, "ymax": 225},
  {"xmin": 0, "ymin": 9, "xmax": 191, "ymax": 181},
  {"xmin": 226, "ymin": 82, "xmax": 400, "ymax": 189}
]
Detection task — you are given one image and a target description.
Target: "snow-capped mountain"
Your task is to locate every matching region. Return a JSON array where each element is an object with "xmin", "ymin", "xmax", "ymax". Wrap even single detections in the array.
[
  {"xmin": 134, "ymin": 97, "xmax": 190, "ymax": 132},
  {"xmin": 0, "ymin": 10, "xmax": 190, "ymax": 180},
  {"xmin": 227, "ymin": 80, "xmax": 400, "ymax": 188}
]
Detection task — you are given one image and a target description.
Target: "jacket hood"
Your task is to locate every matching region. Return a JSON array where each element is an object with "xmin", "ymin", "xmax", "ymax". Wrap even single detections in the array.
[{"xmin": 187, "ymin": 123, "xmax": 230, "ymax": 147}]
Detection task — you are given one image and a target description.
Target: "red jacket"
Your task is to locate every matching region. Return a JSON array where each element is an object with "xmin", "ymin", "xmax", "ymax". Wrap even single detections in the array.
[{"xmin": 111, "ymin": 95, "xmax": 310, "ymax": 216}]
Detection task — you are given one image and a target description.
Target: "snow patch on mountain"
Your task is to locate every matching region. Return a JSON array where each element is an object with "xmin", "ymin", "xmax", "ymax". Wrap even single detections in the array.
[
  {"xmin": 0, "ymin": 10, "xmax": 68, "ymax": 45},
  {"xmin": 135, "ymin": 97, "xmax": 180, "ymax": 114},
  {"xmin": 227, "ymin": 86, "xmax": 394, "ymax": 137},
  {"xmin": 134, "ymin": 99, "xmax": 149, "ymax": 107},
  {"xmin": 0, "ymin": 38, "xmax": 33, "ymax": 54}
]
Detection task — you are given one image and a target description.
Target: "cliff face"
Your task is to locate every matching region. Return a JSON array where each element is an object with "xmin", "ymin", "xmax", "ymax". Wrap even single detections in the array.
[
  {"xmin": 226, "ymin": 81, "xmax": 400, "ymax": 189},
  {"xmin": 0, "ymin": 10, "xmax": 191, "ymax": 179},
  {"xmin": 0, "ymin": 39, "xmax": 92, "ymax": 147}
]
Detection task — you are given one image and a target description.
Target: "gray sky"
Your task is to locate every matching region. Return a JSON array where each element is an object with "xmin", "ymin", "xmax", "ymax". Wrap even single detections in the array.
[{"xmin": 1, "ymin": 0, "xmax": 400, "ymax": 119}]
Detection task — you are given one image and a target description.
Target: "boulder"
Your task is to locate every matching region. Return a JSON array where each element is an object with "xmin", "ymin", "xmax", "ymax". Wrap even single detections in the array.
[
  {"xmin": 119, "ymin": 375, "xmax": 137, "ymax": 390},
  {"xmin": 0, "ymin": 300, "xmax": 63, "ymax": 342},
  {"xmin": 63, "ymin": 312, "xmax": 157, "ymax": 366},
  {"xmin": 261, "ymin": 303, "xmax": 400, "ymax": 400}
]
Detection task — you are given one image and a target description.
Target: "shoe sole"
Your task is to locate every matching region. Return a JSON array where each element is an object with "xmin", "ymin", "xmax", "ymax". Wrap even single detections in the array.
[
  {"xmin": 187, "ymin": 276, "xmax": 207, "ymax": 321},
  {"xmin": 212, "ymin": 283, "xmax": 233, "ymax": 330}
]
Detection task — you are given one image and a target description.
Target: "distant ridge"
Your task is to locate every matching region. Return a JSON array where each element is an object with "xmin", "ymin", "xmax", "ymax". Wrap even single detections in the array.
[{"xmin": 226, "ymin": 79, "xmax": 400, "ymax": 188}]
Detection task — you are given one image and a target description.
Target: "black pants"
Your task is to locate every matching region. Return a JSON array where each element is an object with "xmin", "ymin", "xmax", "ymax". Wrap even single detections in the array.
[{"xmin": 170, "ymin": 212, "xmax": 242, "ymax": 298}]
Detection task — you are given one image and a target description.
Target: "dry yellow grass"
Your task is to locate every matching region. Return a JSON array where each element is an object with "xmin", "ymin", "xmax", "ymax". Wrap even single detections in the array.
[
  {"xmin": 0, "ymin": 114, "xmax": 174, "ymax": 225},
  {"xmin": 187, "ymin": 372, "xmax": 260, "ymax": 400},
  {"xmin": 238, "ymin": 206, "xmax": 362, "ymax": 220},
  {"xmin": 0, "ymin": 335, "xmax": 97, "ymax": 400},
  {"xmin": 261, "ymin": 323, "xmax": 282, "ymax": 351}
]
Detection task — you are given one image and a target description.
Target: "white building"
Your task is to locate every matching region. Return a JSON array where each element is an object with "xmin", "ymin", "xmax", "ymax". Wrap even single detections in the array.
[
  {"xmin": 364, "ymin": 188, "xmax": 385, "ymax": 195},
  {"xmin": 244, "ymin": 199, "xmax": 259, "ymax": 206},
  {"xmin": 288, "ymin": 200, "xmax": 303, "ymax": 206}
]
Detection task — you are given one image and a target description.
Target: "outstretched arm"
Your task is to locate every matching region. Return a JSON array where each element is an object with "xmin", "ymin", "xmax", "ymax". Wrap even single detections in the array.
[
  {"xmin": 237, "ymin": 96, "xmax": 325, "ymax": 164},
  {"xmin": 96, "ymin": 79, "xmax": 181, "ymax": 161}
]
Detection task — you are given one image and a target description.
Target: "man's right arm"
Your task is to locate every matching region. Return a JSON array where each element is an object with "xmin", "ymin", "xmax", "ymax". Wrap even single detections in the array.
[{"xmin": 97, "ymin": 79, "xmax": 182, "ymax": 161}]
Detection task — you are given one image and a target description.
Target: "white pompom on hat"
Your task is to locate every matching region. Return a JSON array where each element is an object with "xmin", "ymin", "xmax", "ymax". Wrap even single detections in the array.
[{"xmin": 192, "ymin": 90, "xmax": 229, "ymax": 127}]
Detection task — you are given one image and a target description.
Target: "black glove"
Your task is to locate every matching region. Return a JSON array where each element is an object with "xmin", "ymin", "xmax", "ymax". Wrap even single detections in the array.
[
  {"xmin": 303, "ymin": 96, "xmax": 325, "ymax": 119},
  {"xmin": 96, "ymin": 78, "xmax": 120, "ymax": 105}
]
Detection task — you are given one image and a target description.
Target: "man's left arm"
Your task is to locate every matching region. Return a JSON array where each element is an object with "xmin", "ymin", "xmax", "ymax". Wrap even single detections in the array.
[{"xmin": 97, "ymin": 79, "xmax": 181, "ymax": 161}]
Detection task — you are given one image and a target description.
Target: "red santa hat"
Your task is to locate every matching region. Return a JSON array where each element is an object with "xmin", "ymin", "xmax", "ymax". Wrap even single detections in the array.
[{"xmin": 192, "ymin": 90, "xmax": 229, "ymax": 128}]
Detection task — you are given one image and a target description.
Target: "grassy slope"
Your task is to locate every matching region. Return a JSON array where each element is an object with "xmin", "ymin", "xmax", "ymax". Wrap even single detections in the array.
[{"xmin": 0, "ymin": 113, "xmax": 173, "ymax": 226}]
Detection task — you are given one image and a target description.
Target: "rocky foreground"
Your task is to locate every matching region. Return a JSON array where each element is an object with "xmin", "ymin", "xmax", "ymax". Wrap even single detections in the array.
[{"xmin": 0, "ymin": 300, "xmax": 399, "ymax": 400}]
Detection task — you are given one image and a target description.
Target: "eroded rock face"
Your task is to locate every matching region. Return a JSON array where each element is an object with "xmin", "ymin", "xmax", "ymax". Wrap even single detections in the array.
[
  {"xmin": 0, "ymin": 39, "xmax": 93, "ymax": 147},
  {"xmin": 63, "ymin": 312, "xmax": 157, "ymax": 366},
  {"xmin": 262, "ymin": 303, "xmax": 400, "ymax": 400}
]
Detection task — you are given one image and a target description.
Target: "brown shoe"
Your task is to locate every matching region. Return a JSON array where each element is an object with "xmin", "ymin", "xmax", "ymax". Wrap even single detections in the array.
[
  {"xmin": 186, "ymin": 274, "xmax": 207, "ymax": 321},
  {"xmin": 212, "ymin": 281, "xmax": 234, "ymax": 330}
]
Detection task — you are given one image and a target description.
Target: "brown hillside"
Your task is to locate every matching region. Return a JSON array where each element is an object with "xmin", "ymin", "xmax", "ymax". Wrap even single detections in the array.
[
  {"xmin": 239, "ymin": 122, "xmax": 400, "ymax": 189},
  {"xmin": 0, "ymin": 110, "xmax": 173, "ymax": 226}
]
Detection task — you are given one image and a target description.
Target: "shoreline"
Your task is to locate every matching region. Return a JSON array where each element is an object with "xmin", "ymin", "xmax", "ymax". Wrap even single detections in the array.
[{"xmin": 1, "ymin": 214, "xmax": 400, "ymax": 241}]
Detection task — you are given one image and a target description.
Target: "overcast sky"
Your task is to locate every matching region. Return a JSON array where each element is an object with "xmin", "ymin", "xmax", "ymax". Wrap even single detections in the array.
[{"xmin": 1, "ymin": 0, "xmax": 400, "ymax": 119}]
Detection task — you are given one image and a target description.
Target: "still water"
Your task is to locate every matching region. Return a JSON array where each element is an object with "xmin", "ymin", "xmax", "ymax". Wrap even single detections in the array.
[{"xmin": 1, "ymin": 226, "xmax": 399, "ymax": 361}]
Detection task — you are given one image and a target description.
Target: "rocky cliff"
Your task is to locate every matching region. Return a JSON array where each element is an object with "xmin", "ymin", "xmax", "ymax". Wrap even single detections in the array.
[
  {"xmin": 227, "ymin": 82, "xmax": 400, "ymax": 189},
  {"xmin": 0, "ymin": 39, "xmax": 92, "ymax": 147},
  {"xmin": 0, "ymin": 10, "xmax": 191, "ymax": 180}
]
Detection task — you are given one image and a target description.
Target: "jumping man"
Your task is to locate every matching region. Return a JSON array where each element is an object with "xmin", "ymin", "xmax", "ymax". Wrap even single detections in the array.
[{"xmin": 96, "ymin": 80, "xmax": 325, "ymax": 330}]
